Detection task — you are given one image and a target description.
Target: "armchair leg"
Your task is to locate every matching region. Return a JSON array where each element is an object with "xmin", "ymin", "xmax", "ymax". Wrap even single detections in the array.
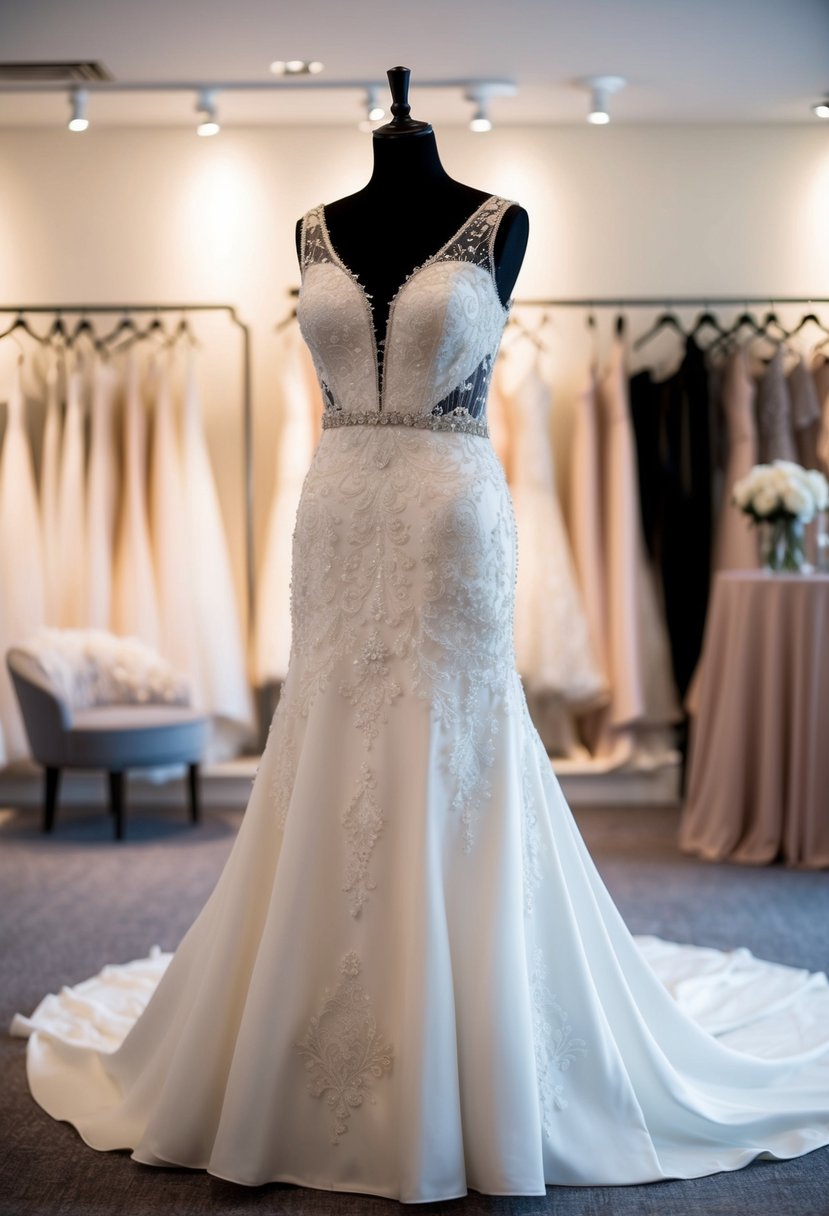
[
  {"xmin": 43, "ymin": 766, "xmax": 61, "ymax": 833},
  {"xmin": 187, "ymin": 763, "xmax": 200, "ymax": 825},
  {"xmin": 108, "ymin": 771, "xmax": 125, "ymax": 840}
]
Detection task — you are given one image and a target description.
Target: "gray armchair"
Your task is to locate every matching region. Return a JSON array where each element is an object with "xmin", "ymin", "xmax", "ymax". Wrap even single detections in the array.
[{"xmin": 6, "ymin": 647, "xmax": 210, "ymax": 840}]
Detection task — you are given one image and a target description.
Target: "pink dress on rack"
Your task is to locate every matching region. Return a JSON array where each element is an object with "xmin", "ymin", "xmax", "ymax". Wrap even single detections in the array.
[{"xmin": 712, "ymin": 348, "xmax": 758, "ymax": 571}]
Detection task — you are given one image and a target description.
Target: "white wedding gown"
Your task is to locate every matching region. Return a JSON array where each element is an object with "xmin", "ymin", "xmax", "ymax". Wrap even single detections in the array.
[{"xmin": 12, "ymin": 196, "xmax": 829, "ymax": 1202}]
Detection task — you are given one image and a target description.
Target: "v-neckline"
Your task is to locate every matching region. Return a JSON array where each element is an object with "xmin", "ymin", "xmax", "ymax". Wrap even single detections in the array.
[{"xmin": 315, "ymin": 194, "xmax": 500, "ymax": 412}]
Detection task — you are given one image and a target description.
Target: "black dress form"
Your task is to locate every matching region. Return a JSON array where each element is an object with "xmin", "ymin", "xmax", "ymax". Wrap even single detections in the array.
[{"xmin": 629, "ymin": 337, "xmax": 713, "ymax": 701}]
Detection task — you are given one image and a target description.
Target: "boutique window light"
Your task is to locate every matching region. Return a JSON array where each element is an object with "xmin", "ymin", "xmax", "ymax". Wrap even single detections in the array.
[
  {"xmin": 67, "ymin": 87, "xmax": 89, "ymax": 132},
  {"xmin": 196, "ymin": 88, "xmax": 220, "ymax": 136}
]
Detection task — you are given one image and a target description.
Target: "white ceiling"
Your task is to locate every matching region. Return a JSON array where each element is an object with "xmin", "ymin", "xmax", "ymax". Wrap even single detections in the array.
[{"xmin": 1, "ymin": 0, "xmax": 828, "ymax": 127}]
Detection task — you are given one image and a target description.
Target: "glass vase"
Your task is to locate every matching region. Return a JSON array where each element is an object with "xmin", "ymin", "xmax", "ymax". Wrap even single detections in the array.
[{"xmin": 761, "ymin": 516, "xmax": 807, "ymax": 573}]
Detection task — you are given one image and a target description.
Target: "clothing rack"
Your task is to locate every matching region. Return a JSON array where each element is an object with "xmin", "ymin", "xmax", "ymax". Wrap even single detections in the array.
[
  {"xmin": 511, "ymin": 296, "xmax": 829, "ymax": 309},
  {"xmin": 0, "ymin": 303, "xmax": 255, "ymax": 643}
]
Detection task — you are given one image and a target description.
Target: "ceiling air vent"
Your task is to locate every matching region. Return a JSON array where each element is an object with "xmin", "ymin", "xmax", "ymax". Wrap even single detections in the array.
[{"xmin": 0, "ymin": 62, "xmax": 113, "ymax": 83}]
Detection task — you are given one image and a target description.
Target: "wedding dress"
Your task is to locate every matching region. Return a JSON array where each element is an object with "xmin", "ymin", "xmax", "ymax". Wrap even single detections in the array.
[
  {"xmin": 85, "ymin": 356, "xmax": 120, "ymax": 630},
  {"xmin": 12, "ymin": 196, "xmax": 829, "ymax": 1202},
  {"xmin": 179, "ymin": 353, "xmax": 254, "ymax": 755},
  {"xmin": 54, "ymin": 363, "xmax": 88, "ymax": 628},
  {"xmin": 112, "ymin": 352, "xmax": 160, "ymax": 648},
  {"xmin": 148, "ymin": 354, "xmax": 201, "ymax": 690},
  {"xmin": 253, "ymin": 327, "xmax": 321, "ymax": 685},
  {"xmin": 0, "ymin": 360, "xmax": 45, "ymax": 761},
  {"xmin": 39, "ymin": 348, "xmax": 63, "ymax": 624},
  {"xmin": 495, "ymin": 342, "xmax": 605, "ymax": 710}
]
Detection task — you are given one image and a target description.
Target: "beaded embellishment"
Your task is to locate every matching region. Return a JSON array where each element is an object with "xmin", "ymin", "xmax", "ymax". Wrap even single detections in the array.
[{"xmin": 321, "ymin": 407, "xmax": 489, "ymax": 438}]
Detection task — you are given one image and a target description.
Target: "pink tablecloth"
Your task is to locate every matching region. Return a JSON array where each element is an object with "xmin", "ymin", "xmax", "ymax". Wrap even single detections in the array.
[{"xmin": 680, "ymin": 571, "xmax": 829, "ymax": 868}]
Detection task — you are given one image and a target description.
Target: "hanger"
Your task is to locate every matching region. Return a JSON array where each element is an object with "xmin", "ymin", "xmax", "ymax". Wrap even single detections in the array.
[
  {"xmin": 164, "ymin": 314, "xmax": 201, "ymax": 350},
  {"xmin": 780, "ymin": 310, "xmax": 829, "ymax": 342},
  {"xmin": 99, "ymin": 311, "xmax": 139, "ymax": 348},
  {"xmin": 689, "ymin": 307, "xmax": 727, "ymax": 343},
  {"xmin": 632, "ymin": 305, "xmax": 687, "ymax": 351},
  {"xmin": 0, "ymin": 310, "xmax": 49, "ymax": 346},
  {"xmin": 707, "ymin": 304, "xmax": 765, "ymax": 358},
  {"xmin": 275, "ymin": 305, "xmax": 297, "ymax": 332},
  {"xmin": 585, "ymin": 305, "xmax": 600, "ymax": 372},
  {"xmin": 67, "ymin": 312, "xmax": 106, "ymax": 353},
  {"xmin": 505, "ymin": 310, "xmax": 550, "ymax": 353}
]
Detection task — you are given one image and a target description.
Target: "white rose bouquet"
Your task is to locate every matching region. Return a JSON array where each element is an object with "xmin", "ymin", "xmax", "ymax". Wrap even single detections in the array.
[{"xmin": 732, "ymin": 461, "xmax": 829, "ymax": 572}]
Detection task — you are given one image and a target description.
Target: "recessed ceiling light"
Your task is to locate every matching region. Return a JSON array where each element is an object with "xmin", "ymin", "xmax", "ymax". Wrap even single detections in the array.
[
  {"xmin": 196, "ymin": 87, "xmax": 220, "ymax": 136},
  {"xmin": 269, "ymin": 59, "xmax": 324, "ymax": 76},
  {"xmin": 581, "ymin": 75, "xmax": 626, "ymax": 125},
  {"xmin": 67, "ymin": 87, "xmax": 89, "ymax": 132},
  {"xmin": 813, "ymin": 100, "xmax": 829, "ymax": 119}
]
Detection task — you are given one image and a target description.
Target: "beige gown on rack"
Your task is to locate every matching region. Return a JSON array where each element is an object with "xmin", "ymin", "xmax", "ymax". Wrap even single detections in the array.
[
  {"xmin": 148, "ymin": 353, "xmax": 201, "ymax": 691},
  {"xmin": 112, "ymin": 353, "xmax": 161, "ymax": 648},
  {"xmin": 0, "ymin": 361, "xmax": 46, "ymax": 760},
  {"xmin": 54, "ymin": 364, "xmax": 88, "ymax": 628},
  {"xmin": 179, "ymin": 353, "xmax": 254, "ymax": 756},
  {"xmin": 568, "ymin": 366, "xmax": 609, "ymax": 700},
  {"xmin": 85, "ymin": 356, "xmax": 120, "ymax": 630},
  {"xmin": 254, "ymin": 327, "xmax": 321, "ymax": 686},
  {"xmin": 756, "ymin": 347, "xmax": 796, "ymax": 464},
  {"xmin": 39, "ymin": 348, "xmax": 63, "ymax": 625},
  {"xmin": 712, "ymin": 348, "xmax": 758, "ymax": 571},
  {"xmin": 592, "ymin": 336, "xmax": 680, "ymax": 764},
  {"xmin": 495, "ymin": 342, "xmax": 605, "ymax": 751}
]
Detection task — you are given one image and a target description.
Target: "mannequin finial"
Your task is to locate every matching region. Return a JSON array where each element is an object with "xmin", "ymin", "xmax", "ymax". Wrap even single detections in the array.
[{"xmin": 374, "ymin": 65, "xmax": 432, "ymax": 137}]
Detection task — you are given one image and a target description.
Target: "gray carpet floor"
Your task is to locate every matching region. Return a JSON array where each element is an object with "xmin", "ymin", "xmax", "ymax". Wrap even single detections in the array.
[{"xmin": 1, "ymin": 799, "xmax": 827, "ymax": 1216}]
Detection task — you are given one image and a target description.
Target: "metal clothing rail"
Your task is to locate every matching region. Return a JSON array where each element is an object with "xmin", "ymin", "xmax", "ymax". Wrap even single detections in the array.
[
  {"xmin": 0, "ymin": 302, "xmax": 255, "ymax": 649},
  {"xmin": 512, "ymin": 296, "xmax": 829, "ymax": 308}
]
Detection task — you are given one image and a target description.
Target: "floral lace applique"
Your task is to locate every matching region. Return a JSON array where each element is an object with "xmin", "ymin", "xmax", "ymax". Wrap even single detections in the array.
[
  {"xmin": 342, "ymin": 762, "xmax": 384, "ymax": 917},
  {"xmin": 521, "ymin": 698, "xmax": 545, "ymax": 913},
  {"xmin": 296, "ymin": 952, "xmax": 393, "ymax": 1144},
  {"xmin": 256, "ymin": 690, "xmax": 299, "ymax": 828},
  {"xmin": 530, "ymin": 946, "xmax": 587, "ymax": 1134},
  {"xmin": 339, "ymin": 630, "xmax": 402, "ymax": 746},
  {"xmin": 290, "ymin": 426, "xmax": 517, "ymax": 850}
]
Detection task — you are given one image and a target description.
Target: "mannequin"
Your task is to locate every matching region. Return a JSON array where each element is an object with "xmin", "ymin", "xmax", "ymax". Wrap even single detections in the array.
[{"xmin": 295, "ymin": 66, "xmax": 529, "ymax": 344}]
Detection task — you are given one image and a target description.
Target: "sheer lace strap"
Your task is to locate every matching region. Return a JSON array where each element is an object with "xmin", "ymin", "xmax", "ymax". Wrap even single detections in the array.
[
  {"xmin": 485, "ymin": 197, "xmax": 520, "ymax": 276},
  {"xmin": 432, "ymin": 195, "xmax": 518, "ymax": 280},
  {"xmin": 301, "ymin": 206, "xmax": 332, "ymax": 275}
]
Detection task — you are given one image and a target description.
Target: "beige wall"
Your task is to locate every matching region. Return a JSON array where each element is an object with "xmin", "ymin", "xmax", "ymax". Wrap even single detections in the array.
[{"xmin": 1, "ymin": 122, "xmax": 827, "ymax": 625}]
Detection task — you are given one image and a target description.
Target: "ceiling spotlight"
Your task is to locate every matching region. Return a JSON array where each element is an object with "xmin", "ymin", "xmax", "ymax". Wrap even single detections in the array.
[
  {"xmin": 67, "ymin": 87, "xmax": 89, "ymax": 132},
  {"xmin": 270, "ymin": 59, "xmax": 324, "ymax": 76},
  {"xmin": 196, "ymin": 87, "xmax": 220, "ymax": 136},
  {"xmin": 581, "ymin": 75, "xmax": 626, "ymax": 125},
  {"xmin": 813, "ymin": 100, "xmax": 829, "ymax": 119},
  {"xmin": 366, "ymin": 86, "xmax": 385, "ymax": 123},
  {"xmin": 465, "ymin": 89, "xmax": 493, "ymax": 133}
]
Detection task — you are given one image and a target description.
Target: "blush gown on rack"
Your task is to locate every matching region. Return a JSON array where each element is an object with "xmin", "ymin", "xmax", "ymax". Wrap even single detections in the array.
[{"xmin": 12, "ymin": 196, "xmax": 829, "ymax": 1202}]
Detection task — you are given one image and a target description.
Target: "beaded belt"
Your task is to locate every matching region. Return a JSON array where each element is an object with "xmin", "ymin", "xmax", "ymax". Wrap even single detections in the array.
[{"xmin": 321, "ymin": 408, "xmax": 489, "ymax": 438}]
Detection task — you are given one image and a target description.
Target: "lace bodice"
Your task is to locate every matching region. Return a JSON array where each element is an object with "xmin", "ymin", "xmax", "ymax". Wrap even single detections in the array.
[{"xmin": 297, "ymin": 195, "xmax": 516, "ymax": 436}]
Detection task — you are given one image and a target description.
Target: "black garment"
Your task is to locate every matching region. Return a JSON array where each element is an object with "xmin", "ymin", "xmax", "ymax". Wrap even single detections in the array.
[{"xmin": 629, "ymin": 337, "xmax": 713, "ymax": 700}]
